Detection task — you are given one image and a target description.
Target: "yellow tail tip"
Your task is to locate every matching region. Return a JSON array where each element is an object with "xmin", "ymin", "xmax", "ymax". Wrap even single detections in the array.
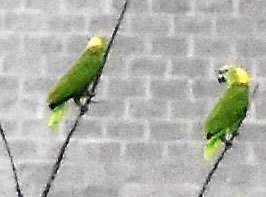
[
  {"xmin": 48, "ymin": 104, "xmax": 66, "ymax": 130},
  {"xmin": 204, "ymin": 139, "xmax": 223, "ymax": 161}
]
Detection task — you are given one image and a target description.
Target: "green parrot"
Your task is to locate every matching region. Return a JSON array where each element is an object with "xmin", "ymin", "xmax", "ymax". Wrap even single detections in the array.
[
  {"xmin": 47, "ymin": 35, "xmax": 107, "ymax": 128},
  {"xmin": 204, "ymin": 65, "xmax": 250, "ymax": 160}
]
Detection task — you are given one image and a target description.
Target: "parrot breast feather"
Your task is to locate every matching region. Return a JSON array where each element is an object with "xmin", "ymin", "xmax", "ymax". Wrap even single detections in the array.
[
  {"xmin": 204, "ymin": 85, "xmax": 249, "ymax": 139},
  {"xmin": 48, "ymin": 50, "xmax": 104, "ymax": 109}
]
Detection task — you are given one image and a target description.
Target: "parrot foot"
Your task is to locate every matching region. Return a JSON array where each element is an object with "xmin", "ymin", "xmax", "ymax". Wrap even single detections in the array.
[
  {"xmin": 85, "ymin": 89, "xmax": 103, "ymax": 104},
  {"xmin": 80, "ymin": 105, "xmax": 88, "ymax": 116},
  {"xmin": 225, "ymin": 140, "xmax": 233, "ymax": 148},
  {"xmin": 91, "ymin": 100, "xmax": 101, "ymax": 104},
  {"xmin": 232, "ymin": 132, "xmax": 239, "ymax": 138},
  {"xmin": 89, "ymin": 92, "xmax": 96, "ymax": 98},
  {"xmin": 74, "ymin": 98, "xmax": 82, "ymax": 106},
  {"xmin": 74, "ymin": 97, "xmax": 89, "ymax": 115},
  {"xmin": 85, "ymin": 89, "xmax": 95, "ymax": 98}
]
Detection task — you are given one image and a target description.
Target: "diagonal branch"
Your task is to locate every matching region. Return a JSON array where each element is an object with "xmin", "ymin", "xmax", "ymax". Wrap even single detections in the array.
[
  {"xmin": 198, "ymin": 135, "xmax": 235, "ymax": 197},
  {"xmin": 0, "ymin": 124, "xmax": 24, "ymax": 197},
  {"xmin": 81, "ymin": 0, "xmax": 129, "ymax": 116},
  {"xmin": 41, "ymin": 1, "xmax": 130, "ymax": 197}
]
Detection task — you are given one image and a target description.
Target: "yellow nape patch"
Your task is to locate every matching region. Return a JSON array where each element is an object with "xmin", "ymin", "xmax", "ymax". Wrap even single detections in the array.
[
  {"xmin": 87, "ymin": 36, "xmax": 103, "ymax": 51},
  {"xmin": 236, "ymin": 67, "xmax": 250, "ymax": 84}
]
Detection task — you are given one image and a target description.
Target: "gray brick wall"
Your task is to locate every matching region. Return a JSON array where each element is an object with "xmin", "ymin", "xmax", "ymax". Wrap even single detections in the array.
[{"xmin": 0, "ymin": 0, "xmax": 266, "ymax": 197}]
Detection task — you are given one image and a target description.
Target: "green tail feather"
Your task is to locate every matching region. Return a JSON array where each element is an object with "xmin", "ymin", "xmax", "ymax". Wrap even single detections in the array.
[
  {"xmin": 48, "ymin": 104, "xmax": 66, "ymax": 129},
  {"xmin": 204, "ymin": 134, "xmax": 223, "ymax": 161}
]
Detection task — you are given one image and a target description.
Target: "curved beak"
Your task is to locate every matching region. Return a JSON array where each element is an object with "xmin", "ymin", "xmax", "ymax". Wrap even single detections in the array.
[{"xmin": 218, "ymin": 74, "xmax": 226, "ymax": 84}]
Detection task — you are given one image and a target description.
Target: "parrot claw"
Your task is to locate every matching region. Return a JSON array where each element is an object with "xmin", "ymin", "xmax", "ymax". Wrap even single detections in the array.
[
  {"xmin": 233, "ymin": 132, "xmax": 239, "ymax": 138},
  {"xmin": 85, "ymin": 89, "xmax": 95, "ymax": 98},
  {"xmin": 89, "ymin": 92, "xmax": 96, "ymax": 98},
  {"xmin": 74, "ymin": 98, "xmax": 82, "ymax": 106},
  {"xmin": 225, "ymin": 140, "xmax": 233, "ymax": 148},
  {"xmin": 91, "ymin": 100, "xmax": 101, "ymax": 104},
  {"xmin": 80, "ymin": 105, "xmax": 88, "ymax": 116}
]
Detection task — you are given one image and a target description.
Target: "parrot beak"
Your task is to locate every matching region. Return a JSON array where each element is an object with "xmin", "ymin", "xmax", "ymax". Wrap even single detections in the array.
[
  {"xmin": 218, "ymin": 74, "xmax": 226, "ymax": 84},
  {"xmin": 217, "ymin": 67, "xmax": 228, "ymax": 84}
]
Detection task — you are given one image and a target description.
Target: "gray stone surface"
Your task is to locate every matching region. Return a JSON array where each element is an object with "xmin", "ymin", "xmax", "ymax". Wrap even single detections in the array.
[
  {"xmin": 0, "ymin": 139, "xmax": 17, "ymax": 197},
  {"xmin": 0, "ymin": 0, "xmax": 265, "ymax": 197}
]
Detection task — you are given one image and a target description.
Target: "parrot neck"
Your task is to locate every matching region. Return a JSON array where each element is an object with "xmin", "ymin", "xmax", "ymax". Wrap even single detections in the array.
[
  {"xmin": 83, "ymin": 42, "xmax": 107, "ymax": 55},
  {"xmin": 226, "ymin": 82, "xmax": 249, "ymax": 89}
]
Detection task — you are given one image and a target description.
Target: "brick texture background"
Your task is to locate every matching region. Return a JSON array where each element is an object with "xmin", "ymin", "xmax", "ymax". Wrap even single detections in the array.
[{"xmin": 0, "ymin": 0, "xmax": 266, "ymax": 196}]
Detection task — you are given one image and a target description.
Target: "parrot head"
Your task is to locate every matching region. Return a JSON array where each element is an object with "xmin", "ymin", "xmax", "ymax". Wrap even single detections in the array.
[
  {"xmin": 218, "ymin": 65, "xmax": 250, "ymax": 86},
  {"xmin": 86, "ymin": 35, "xmax": 106, "ymax": 52}
]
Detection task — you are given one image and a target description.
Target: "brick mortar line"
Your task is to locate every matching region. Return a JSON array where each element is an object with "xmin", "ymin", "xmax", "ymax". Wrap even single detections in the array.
[
  {"xmin": 40, "ymin": 0, "xmax": 130, "ymax": 196},
  {"xmin": 0, "ymin": 124, "xmax": 24, "ymax": 197},
  {"xmin": 198, "ymin": 84, "xmax": 259, "ymax": 197}
]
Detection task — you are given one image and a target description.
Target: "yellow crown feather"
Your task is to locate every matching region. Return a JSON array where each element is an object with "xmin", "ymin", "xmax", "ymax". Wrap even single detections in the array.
[
  {"xmin": 235, "ymin": 67, "xmax": 250, "ymax": 85},
  {"xmin": 87, "ymin": 36, "xmax": 103, "ymax": 51}
]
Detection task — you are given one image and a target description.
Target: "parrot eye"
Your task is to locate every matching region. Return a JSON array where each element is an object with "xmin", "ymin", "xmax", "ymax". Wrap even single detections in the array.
[{"xmin": 219, "ymin": 68, "xmax": 228, "ymax": 74}]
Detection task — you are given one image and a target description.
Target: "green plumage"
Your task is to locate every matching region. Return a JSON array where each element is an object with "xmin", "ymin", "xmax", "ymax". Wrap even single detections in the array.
[
  {"xmin": 204, "ymin": 65, "xmax": 250, "ymax": 160},
  {"xmin": 47, "ymin": 36, "xmax": 107, "ymax": 129},
  {"xmin": 205, "ymin": 85, "xmax": 249, "ymax": 137},
  {"xmin": 48, "ymin": 38, "xmax": 107, "ymax": 109}
]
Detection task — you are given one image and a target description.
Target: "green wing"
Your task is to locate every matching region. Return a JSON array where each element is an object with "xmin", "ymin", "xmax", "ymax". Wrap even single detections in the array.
[
  {"xmin": 204, "ymin": 85, "xmax": 249, "ymax": 140},
  {"xmin": 48, "ymin": 50, "xmax": 105, "ymax": 109}
]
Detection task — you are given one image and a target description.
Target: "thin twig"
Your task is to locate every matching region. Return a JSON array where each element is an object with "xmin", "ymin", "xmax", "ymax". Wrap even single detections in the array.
[
  {"xmin": 0, "ymin": 124, "xmax": 24, "ymax": 197},
  {"xmin": 41, "ymin": 1, "xmax": 129, "ymax": 197},
  {"xmin": 82, "ymin": 0, "xmax": 129, "ymax": 114}
]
